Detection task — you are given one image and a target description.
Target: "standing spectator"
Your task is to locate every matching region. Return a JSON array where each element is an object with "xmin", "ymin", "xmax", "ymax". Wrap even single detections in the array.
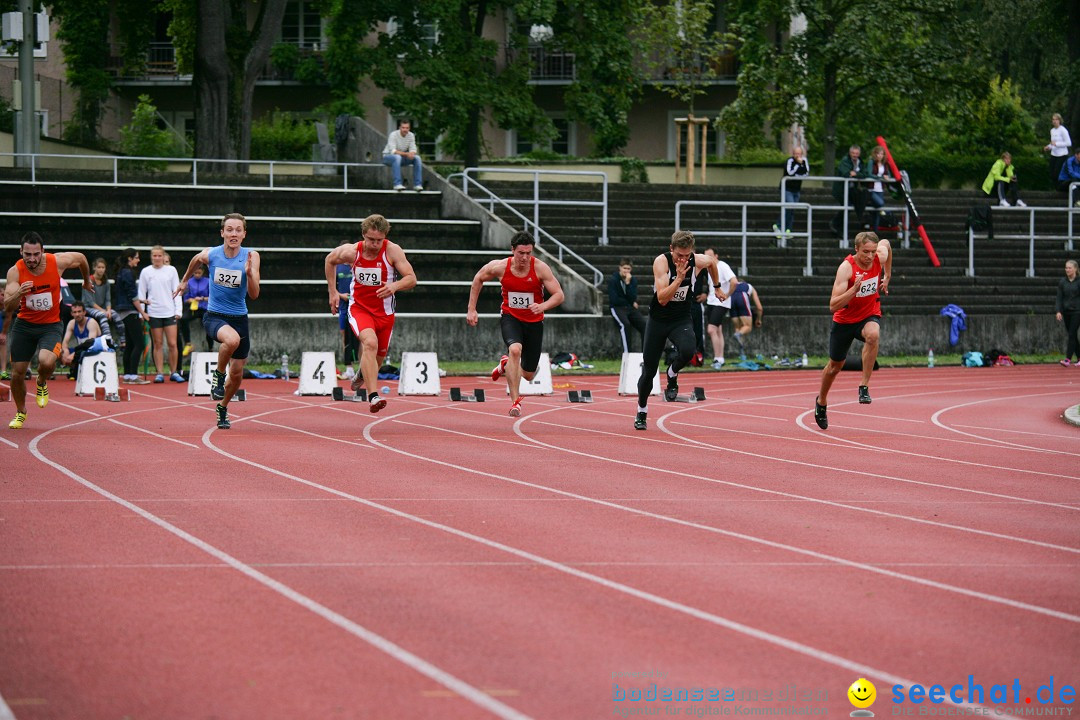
[
  {"xmin": 729, "ymin": 281, "xmax": 764, "ymax": 359},
  {"xmin": 1045, "ymin": 113, "xmax": 1072, "ymax": 185},
  {"xmin": 1057, "ymin": 259, "xmax": 1080, "ymax": 367},
  {"xmin": 982, "ymin": 151, "xmax": 1026, "ymax": 208},
  {"xmin": 774, "ymin": 146, "xmax": 809, "ymax": 239},
  {"xmin": 135, "ymin": 245, "xmax": 184, "ymax": 383},
  {"xmin": 830, "ymin": 145, "xmax": 867, "ymax": 236},
  {"xmin": 114, "ymin": 248, "xmax": 147, "ymax": 384},
  {"xmin": 382, "ymin": 119, "xmax": 424, "ymax": 191},
  {"xmin": 608, "ymin": 258, "xmax": 647, "ymax": 354},
  {"xmin": 866, "ymin": 146, "xmax": 894, "ymax": 232},
  {"xmin": 702, "ymin": 248, "xmax": 737, "ymax": 369},
  {"xmin": 1057, "ymin": 147, "xmax": 1080, "ymax": 201},
  {"xmin": 181, "ymin": 263, "xmax": 213, "ymax": 355},
  {"xmin": 82, "ymin": 257, "xmax": 124, "ymax": 347}
]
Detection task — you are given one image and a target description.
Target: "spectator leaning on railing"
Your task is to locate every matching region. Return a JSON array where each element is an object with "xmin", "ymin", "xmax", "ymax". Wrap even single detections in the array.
[{"xmin": 1057, "ymin": 148, "xmax": 1080, "ymax": 203}]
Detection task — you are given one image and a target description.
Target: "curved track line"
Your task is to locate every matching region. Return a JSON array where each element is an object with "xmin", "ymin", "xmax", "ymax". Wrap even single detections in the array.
[
  {"xmin": 193, "ymin": 405, "xmax": 989, "ymax": 709},
  {"xmin": 931, "ymin": 395, "xmax": 1080, "ymax": 452},
  {"xmin": 21, "ymin": 410, "xmax": 532, "ymax": 720},
  {"xmin": 544, "ymin": 406, "xmax": 1079, "ymax": 518}
]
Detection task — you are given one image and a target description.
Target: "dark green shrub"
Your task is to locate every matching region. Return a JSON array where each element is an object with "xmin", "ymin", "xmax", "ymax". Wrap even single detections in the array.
[{"xmin": 249, "ymin": 112, "xmax": 319, "ymax": 161}]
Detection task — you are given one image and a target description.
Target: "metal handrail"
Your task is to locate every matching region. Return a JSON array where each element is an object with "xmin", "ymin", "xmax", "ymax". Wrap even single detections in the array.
[
  {"xmin": 461, "ymin": 167, "xmax": 609, "ymax": 246},
  {"xmin": 780, "ymin": 174, "xmax": 909, "ymax": 249},
  {"xmin": 0, "ymin": 152, "xmax": 383, "ymax": 192},
  {"xmin": 1069, "ymin": 182, "xmax": 1080, "ymax": 251},
  {"xmin": 965, "ymin": 205, "xmax": 1077, "ymax": 278},
  {"xmin": 447, "ymin": 172, "xmax": 605, "ymax": 286},
  {"xmin": 676, "ymin": 200, "xmax": 814, "ymax": 277}
]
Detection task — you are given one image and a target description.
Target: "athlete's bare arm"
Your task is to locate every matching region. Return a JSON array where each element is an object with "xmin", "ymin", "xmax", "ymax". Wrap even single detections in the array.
[
  {"xmin": 877, "ymin": 238, "xmax": 893, "ymax": 295},
  {"xmin": 828, "ymin": 261, "xmax": 857, "ymax": 314},
  {"xmin": 466, "ymin": 259, "xmax": 505, "ymax": 326},
  {"xmin": 54, "ymin": 252, "xmax": 93, "ymax": 292},
  {"xmin": 531, "ymin": 260, "xmax": 565, "ymax": 315},
  {"xmin": 175, "ymin": 248, "xmax": 211, "ymax": 297},
  {"xmin": 379, "ymin": 242, "xmax": 416, "ymax": 299},
  {"xmin": 324, "ymin": 243, "xmax": 358, "ymax": 314},
  {"xmin": 653, "ymin": 253, "xmax": 688, "ymax": 306},
  {"xmin": 3, "ymin": 266, "xmax": 23, "ymax": 314},
  {"xmin": 245, "ymin": 250, "xmax": 261, "ymax": 300}
]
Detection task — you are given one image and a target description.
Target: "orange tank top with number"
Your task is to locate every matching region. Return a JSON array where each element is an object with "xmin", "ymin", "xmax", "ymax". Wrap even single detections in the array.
[{"xmin": 16, "ymin": 253, "xmax": 62, "ymax": 324}]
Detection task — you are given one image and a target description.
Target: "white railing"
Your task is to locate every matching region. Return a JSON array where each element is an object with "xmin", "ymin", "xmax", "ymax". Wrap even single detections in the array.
[
  {"xmin": 965, "ymin": 204, "xmax": 1077, "ymax": 278},
  {"xmin": 460, "ymin": 167, "xmax": 609, "ymax": 245},
  {"xmin": 447, "ymin": 171, "xmax": 605, "ymax": 286},
  {"xmin": 1069, "ymin": 182, "xmax": 1080, "ymax": 250},
  {"xmin": 0, "ymin": 152, "xmax": 385, "ymax": 193},
  {"xmin": 675, "ymin": 200, "xmax": 814, "ymax": 277},
  {"xmin": 780, "ymin": 174, "xmax": 910, "ymax": 248}
]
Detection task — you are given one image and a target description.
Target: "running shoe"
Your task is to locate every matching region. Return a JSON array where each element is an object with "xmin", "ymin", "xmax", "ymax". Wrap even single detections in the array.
[
  {"xmin": 0, "ymin": 370, "xmax": 10, "ymax": 380},
  {"xmin": 858, "ymin": 385, "xmax": 872, "ymax": 404},
  {"xmin": 182, "ymin": 343, "xmax": 192, "ymax": 357},
  {"xmin": 814, "ymin": 396, "xmax": 828, "ymax": 430},
  {"xmin": 153, "ymin": 374, "xmax": 165, "ymax": 383},
  {"xmin": 711, "ymin": 358, "xmax": 725, "ymax": 369},
  {"xmin": 35, "ymin": 382, "xmax": 49, "ymax": 408},
  {"xmin": 1061, "ymin": 359, "xmax": 1072, "ymax": 367},
  {"xmin": 170, "ymin": 372, "xmax": 185, "ymax": 383},
  {"xmin": 491, "ymin": 354, "xmax": 509, "ymax": 382},
  {"xmin": 634, "ymin": 412, "xmax": 647, "ymax": 431},
  {"xmin": 351, "ymin": 374, "xmax": 365, "ymax": 393},
  {"xmin": 369, "ymin": 393, "xmax": 387, "ymax": 413},
  {"xmin": 8, "ymin": 412, "xmax": 27, "ymax": 429},
  {"xmin": 663, "ymin": 373, "xmax": 679, "ymax": 402},
  {"xmin": 210, "ymin": 370, "xmax": 226, "ymax": 400},
  {"xmin": 509, "ymin": 398, "xmax": 522, "ymax": 417},
  {"xmin": 216, "ymin": 403, "xmax": 231, "ymax": 429}
]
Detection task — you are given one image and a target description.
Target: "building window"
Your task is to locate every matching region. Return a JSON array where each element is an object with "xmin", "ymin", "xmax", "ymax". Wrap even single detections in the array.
[
  {"xmin": 386, "ymin": 17, "xmax": 439, "ymax": 49},
  {"xmin": 515, "ymin": 117, "xmax": 572, "ymax": 156},
  {"xmin": 281, "ymin": 1, "xmax": 323, "ymax": 50}
]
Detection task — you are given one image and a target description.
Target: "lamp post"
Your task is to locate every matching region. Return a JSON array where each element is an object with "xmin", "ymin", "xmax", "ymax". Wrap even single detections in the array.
[{"xmin": 17, "ymin": 0, "xmax": 35, "ymax": 168}]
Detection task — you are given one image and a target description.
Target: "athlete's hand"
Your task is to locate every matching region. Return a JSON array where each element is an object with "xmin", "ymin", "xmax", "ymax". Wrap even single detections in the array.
[
  {"xmin": 673, "ymin": 257, "xmax": 688, "ymax": 279},
  {"xmin": 880, "ymin": 275, "xmax": 890, "ymax": 296},
  {"xmin": 328, "ymin": 290, "xmax": 340, "ymax": 314},
  {"xmin": 173, "ymin": 281, "xmax": 186, "ymax": 298},
  {"xmin": 375, "ymin": 282, "xmax": 394, "ymax": 299},
  {"xmin": 466, "ymin": 309, "xmax": 478, "ymax": 326},
  {"xmin": 18, "ymin": 280, "xmax": 33, "ymax": 297},
  {"xmin": 529, "ymin": 302, "xmax": 544, "ymax": 315}
]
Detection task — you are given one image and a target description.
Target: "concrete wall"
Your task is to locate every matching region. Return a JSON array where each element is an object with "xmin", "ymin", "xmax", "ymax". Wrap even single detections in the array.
[{"xmin": 245, "ymin": 313, "xmax": 1065, "ymax": 364}]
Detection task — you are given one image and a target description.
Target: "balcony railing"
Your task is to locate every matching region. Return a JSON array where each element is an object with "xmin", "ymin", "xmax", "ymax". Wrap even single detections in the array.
[
  {"xmin": 527, "ymin": 45, "xmax": 576, "ymax": 82},
  {"xmin": 106, "ymin": 41, "xmax": 324, "ymax": 83}
]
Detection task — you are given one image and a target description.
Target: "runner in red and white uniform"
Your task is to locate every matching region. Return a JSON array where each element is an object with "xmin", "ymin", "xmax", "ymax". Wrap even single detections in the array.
[
  {"xmin": 3, "ymin": 232, "xmax": 93, "ymax": 429},
  {"xmin": 324, "ymin": 214, "xmax": 416, "ymax": 413},
  {"xmin": 466, "ymin": 231, "xmax": 565, "ymax": 417},
  {"xmin": 814, "ymin": 231, "xmax": 893, "ymax": 430}
]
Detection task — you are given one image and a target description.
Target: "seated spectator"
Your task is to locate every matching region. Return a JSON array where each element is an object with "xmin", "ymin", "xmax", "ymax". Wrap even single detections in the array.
[
  {"xmin": 866, "ymin": 146, "xmax": 893, "ymax": 232},
  {"xmin": 382, "ymin": 119, "xmax": 424, "ymax": 191},
  {"xmin": 608, "ymin": 258, "xmax": 647, "ymax": 354},
  {"xmin": 730, "ymin": 281, "xmax": 763, "ymax": 360},
  {"xmin": 1058, "ymin": 148, "xmax": 1080, "ymax": 203},
  {"xmin": 181, "ymin": 263, "xmax": 213, "ymax": 356},
  {"xmin": 830, "ymin": 144, "xmax": 867, "ymax": 236},
  {"xmin": 982, "ymin": 151, "xmax": 1026, "ymax": 207},
  {"xmin": 60, "ymin": 301, "xmax": 112, "ymax": 380},
  {"xmin": 82, "ymin": 256, "xmax": 125, "ymax": 347}
]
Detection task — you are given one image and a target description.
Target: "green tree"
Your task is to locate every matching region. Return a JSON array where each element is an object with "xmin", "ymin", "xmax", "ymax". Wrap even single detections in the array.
[
  {"xmin": 367, "ymin": 0, "xmax": 552, "ymax": 168},
  {"xmin": 631, "ymin": 0, "xmax": 732, "ymax": 117},
  {"xmin": 47, "ymin": 0, "xmax": 112, "ymax": 146},
  {"xmin": 119, "ymin": 94, "xmax": 180, "ymax": 167}
]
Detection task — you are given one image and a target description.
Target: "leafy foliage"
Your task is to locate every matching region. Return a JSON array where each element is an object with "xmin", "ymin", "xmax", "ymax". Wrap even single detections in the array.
[
  {"xmin": 118, "ymin": 94, "xmax": 180, "ymax": 168},
  {"xmin": 48, "ymin": 0, "xmax": 112, "ymax": 147},
  {"xmin": 249, "ymin": 111, "xmax": 318, "ymax": 161}
]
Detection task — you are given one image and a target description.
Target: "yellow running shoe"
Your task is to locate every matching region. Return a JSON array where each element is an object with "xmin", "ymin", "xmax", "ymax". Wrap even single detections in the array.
[
  {"xmin": 35, "ymin": 382, "xmax": 49, "ymax": 409},
  {"xmin": 182, "ymin": 343, "xmax": 192, "ymax": 357},
  {"xmin": 9, "ymin": 412, "xmax": 27, "ymax": 429}
]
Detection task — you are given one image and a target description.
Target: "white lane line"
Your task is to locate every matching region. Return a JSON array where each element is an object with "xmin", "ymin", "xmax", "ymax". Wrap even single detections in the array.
[
  {"xmin": 107, "ymin": 418, "xmax": 200, "ymax": 448},
  {"xmin": 0, "ymin": 436, "xmax": 18, "ymax": 449},
  {"xmin": 20, "ymin": 417, "xmax": 531, "ymax": 720},
  {"xmin": 931, "ymin": 394, "xmax": 1080, "ymax": 453},
  {"xmin": 200, "ymin": 407, "xmax": 992, "ymax": 711},
  {"xmin": 250, "ymin": 419, "xmax": 374, "ymax": 448},
  {"xmin": 0, "ymin": 692, "xmax": 14, "ymax": 720}
]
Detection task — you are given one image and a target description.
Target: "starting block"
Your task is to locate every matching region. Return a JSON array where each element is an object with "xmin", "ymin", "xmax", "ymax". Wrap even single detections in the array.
[
  {"xmin": 449, "ymin": 387, "xmax": 485, "ymax": 403},
  {"xmin": 567, "ymin": 390, "xmax": 593, "ymax": 403},
  {"xmin": 666, "ymin": 387, "xmax": 706, "ymax": 403},
  {"xmin": 93, "ymin": 387, "xmax": 130, "ymax": 402},
  {"xmin": 332, "ymin": 386, "xmax": 368, "ymax": 402}
]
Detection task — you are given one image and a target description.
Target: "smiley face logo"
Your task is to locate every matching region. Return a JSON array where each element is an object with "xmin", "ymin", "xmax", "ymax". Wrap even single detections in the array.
[{"xmin": 848, "ymin": 678, "xmax": 877, "ymax": 709}]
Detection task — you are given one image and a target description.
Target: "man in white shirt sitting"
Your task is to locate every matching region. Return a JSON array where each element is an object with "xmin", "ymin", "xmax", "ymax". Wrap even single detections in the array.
[{"xmin": 382, "ymin": 119, "xmax": 424, "ymax": 191}]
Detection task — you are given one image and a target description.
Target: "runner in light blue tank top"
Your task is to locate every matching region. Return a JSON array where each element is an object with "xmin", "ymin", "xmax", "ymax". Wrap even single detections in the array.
[
  {"xmin": 175, "ymin": 213, "xmax": 262, "ymax": 430},
  {"xmin": 207, "ymin": 245, "xmax": 250, "ymax": 315}
]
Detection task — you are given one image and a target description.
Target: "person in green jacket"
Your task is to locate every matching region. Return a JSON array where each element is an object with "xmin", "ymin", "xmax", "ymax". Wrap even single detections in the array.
[{"xmin": 982, "ymin": 152, "xmax": 1027, "ymax": 207}]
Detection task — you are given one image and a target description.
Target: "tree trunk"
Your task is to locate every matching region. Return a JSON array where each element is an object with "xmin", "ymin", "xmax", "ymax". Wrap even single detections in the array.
[
  {"xmin": 194, "ymin": 0, "xmax": 230, "ymax": 163},
  {"xmin": 237, "ymin": 0, "xmax": 289, "ymax": 160}
]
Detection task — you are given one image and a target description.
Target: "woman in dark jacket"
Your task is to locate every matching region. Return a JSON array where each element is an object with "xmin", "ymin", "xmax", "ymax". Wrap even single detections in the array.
[
  {"xmin": 113, "ymin": 248, "xmax": 147, "ymax": 382},
  {"xmin": 1057, "ymin": 259, "xmax": 1080, "ymax": 366}
]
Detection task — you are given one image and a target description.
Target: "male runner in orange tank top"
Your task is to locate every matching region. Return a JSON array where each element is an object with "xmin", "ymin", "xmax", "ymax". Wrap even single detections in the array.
[
  {"xmin": 466, "ymin": 231, "xmax": 565, "ymax": 417},
  {"xmin": 3, "ymin": 232, "xmax": 93, "ymax": 429}
]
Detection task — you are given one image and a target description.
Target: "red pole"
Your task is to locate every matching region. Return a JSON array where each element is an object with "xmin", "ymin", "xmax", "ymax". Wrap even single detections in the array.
[{"xmin": 875, "ymin": 136, "xmax": 940, "ymax": 267}]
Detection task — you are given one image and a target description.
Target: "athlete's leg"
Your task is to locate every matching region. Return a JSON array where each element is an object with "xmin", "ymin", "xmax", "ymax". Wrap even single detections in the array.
[
  {"xmin": 504, "ymin": 342, "xmax": 524, "ymax": 404},
  {"xmin": 859, "ymin": 320, "xmax": 881, "ymax": 388}
]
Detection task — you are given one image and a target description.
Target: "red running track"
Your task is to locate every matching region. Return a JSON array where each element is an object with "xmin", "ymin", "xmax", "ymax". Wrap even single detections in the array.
[{"xmin": 0, "ymin": 365, "xmax": 1078, "ymax": 719}]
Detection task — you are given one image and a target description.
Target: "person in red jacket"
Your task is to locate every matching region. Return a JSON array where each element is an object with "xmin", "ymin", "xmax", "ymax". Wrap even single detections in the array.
[
  {"xmin": 466, "ymin": 231, "xmax": 565, "ymax": 417},
  {"xmin": 814, "ymin": 232, "xmax": 892, "ymax": 430}
]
